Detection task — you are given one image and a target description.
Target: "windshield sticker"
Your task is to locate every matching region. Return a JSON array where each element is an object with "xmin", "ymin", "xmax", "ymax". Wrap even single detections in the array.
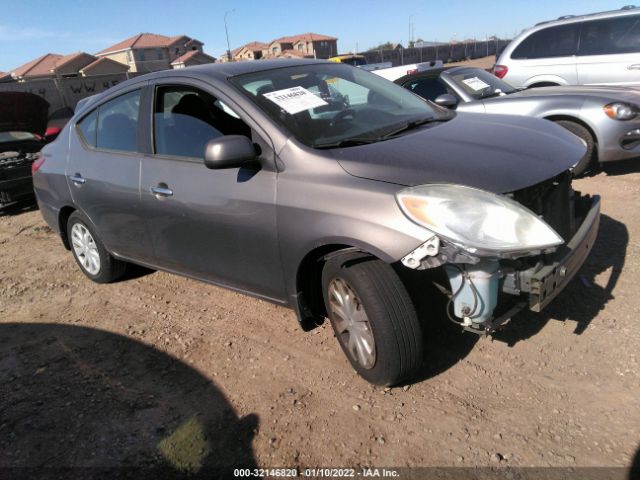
[
  {"xmin": 262, "ymin": 86, "xmax": 328, "ymax": 114},
  {"xmin": 462, "ymin": 77, "xmax": 491, "ymax": 91}
]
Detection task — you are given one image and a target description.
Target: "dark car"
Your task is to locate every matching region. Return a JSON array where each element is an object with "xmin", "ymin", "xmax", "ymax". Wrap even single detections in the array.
[
  {"xmin": 0, "ymin": 92, "xmax": 48, "ymax": 209},
  {"xmin": 33, "ymin": 60, "xmax": 600, "ymax": 386}
]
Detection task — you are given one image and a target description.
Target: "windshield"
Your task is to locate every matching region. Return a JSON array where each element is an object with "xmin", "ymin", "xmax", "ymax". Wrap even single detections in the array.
[
  {"xmin": 447, "ymin": 67, "xmax": 516, "ymax": 100},
  {"xmin": 0, "ymin": 131, "xmax": 39, "ymax": 144},
  {"xmin": 232, "ymin": 63, "xmax": 449, "ymax": 148}
]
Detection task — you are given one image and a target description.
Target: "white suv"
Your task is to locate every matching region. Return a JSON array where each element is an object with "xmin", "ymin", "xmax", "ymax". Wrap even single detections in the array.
[{"xmin": 495, "ymin": 6, "xmax": 640, "ymax": 88}]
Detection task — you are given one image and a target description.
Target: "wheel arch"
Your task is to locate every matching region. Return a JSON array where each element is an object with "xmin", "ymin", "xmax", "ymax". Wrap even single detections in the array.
[
  {"xmin": 58, "ymin": 205, "xmax": 76, "ymax": 250},
  {"xmin": 293, "ymin": 243, "xmax": 384, "ymax": 331},
  {"xmin": 543, "ymin": 114, "xmax": 600, "ymax": 159}
]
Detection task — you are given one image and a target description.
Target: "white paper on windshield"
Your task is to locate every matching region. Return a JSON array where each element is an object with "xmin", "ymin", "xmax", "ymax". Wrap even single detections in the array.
[
  {"xmin": 462, "ymin": 77, "xmax": 491, "ymax": 91},
  {"xmin": 262, "ymin": 86, "xmax": 328, "ymax": 114}
]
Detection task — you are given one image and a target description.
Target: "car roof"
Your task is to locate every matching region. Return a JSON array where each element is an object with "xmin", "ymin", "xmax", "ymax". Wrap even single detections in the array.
[
  {"xmin": 140, "ymin": 58, "xmax": 332, "ymax": 82},
  {"xmin": 74, "ymin": 58, "xmax": 334, "ymax": 115},
  {"xmin": 533, "ymin": 5, "xmax": 640, "ymax": 27},
  {"xmin": 394, "ymin": 67, "xmax": 454, "ymax": 84}
]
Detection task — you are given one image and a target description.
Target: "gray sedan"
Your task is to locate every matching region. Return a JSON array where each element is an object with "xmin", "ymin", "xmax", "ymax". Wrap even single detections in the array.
[
  {"xmin": 396, "ymin": 66, "xmax": 640, "ymax": 175},
  {"xmin": 34, "ymin": 59, "xmax": 599, "ymax": 386}
]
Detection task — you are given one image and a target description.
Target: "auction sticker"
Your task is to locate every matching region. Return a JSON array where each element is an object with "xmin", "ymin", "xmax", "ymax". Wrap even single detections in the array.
[
  {"xmin": 263, "ymin": 86, "xmax": 328, "ymax": 114},
  {"xmin": 462, "ymin": 77, "xmax": 490, "ymax": 91}
]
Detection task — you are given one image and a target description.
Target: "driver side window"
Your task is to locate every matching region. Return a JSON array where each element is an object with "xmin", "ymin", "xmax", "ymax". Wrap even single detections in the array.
[{"xmin": 153, "ymin": 85, "xmax": 251, "ymax": 159}]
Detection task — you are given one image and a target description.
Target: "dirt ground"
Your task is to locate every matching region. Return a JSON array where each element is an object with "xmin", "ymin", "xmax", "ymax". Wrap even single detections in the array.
[{"xmin": 1, "ymin": 164, "xmax": 640, "ymax": 477}]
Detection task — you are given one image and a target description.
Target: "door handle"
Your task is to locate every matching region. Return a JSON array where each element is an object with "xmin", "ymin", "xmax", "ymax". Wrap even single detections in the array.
[
  {"xmin": 628, "ymin": 64, "xmax": 640, "ymax": 70},
  {"xmin": 150, "ymin": 185, "xmax": 173, "ymax": 197},
  {"xmin": 69, "ymin": 174, "xmax": 86, "ymax": 185}
]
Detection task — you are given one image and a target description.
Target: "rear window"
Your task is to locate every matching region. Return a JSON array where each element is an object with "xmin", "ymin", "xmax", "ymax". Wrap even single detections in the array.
[
  {"xmin": 579, "ymin": 15, "xmax": 640, "ymax": 55},
  {"xmin": 512, "ymin": 23, "xmax": 580, "ymax": 59},
  {"xmin": 77, "ymin": 90, "xmax": 140, "ymax": 152},
  {"xmin": 77, "ymin": 110, "xmax": 97, "ymax": 147}
]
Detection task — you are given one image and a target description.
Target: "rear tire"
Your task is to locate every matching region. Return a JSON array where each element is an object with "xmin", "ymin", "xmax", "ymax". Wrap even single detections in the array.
[
  {"xmin": 555, "ymin": 120, "xmax": 596, "ymax": 177},
  {"xmin": 67, "ymin": 211, "xmax": 126, "ymax": 283},
  {"xmin": 322, "ymin": 254, "xmax": 423, "ymax": 386}
]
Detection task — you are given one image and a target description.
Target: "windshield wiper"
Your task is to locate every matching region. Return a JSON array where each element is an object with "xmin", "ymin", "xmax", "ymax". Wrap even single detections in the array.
[
  {"xmin": 379, "ymin": 117, "xmax": 445, "ymax": 139},
  {"xmin": 313, "ymin": 137, "xmax": 382, "ymax": 149}
]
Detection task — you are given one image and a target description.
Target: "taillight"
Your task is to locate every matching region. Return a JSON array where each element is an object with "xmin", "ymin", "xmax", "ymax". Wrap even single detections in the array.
[
  {"xmin": 493, "ymin": 65, "xmax": 508, "ymax": 79},
  {"xmin": 31, "ymin": 152, "xmax": 45, "ymax": 174},
  {"xmin": 45, "ymin": 126, "xmax": 61, "ymax": 138}
]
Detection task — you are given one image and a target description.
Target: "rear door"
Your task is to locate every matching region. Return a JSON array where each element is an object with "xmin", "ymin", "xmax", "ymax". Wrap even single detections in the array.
[
  {"xmin": 138, "ymin": 79, "xmax": 285, "ymax": 301},
  {"xmin": 67, "ymin": 86, "xmax": 154, "ymax": 262},
  {"xmin": 509, "ymin": 23, "xmax": 580, "ymax": 86},
  {"xmin": 577, "ymin": 14, "xmax": 640, "ymax": 86}
]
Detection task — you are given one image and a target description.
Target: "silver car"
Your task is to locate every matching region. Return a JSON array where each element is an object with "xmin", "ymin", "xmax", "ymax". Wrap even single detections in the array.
[
  {"xmin": 396, "ymin": 66, "xmax": 640, "ymax": 175},
  {"xmin": 494, "ymin": 6, "xmax": 640, "ymax": 88}
]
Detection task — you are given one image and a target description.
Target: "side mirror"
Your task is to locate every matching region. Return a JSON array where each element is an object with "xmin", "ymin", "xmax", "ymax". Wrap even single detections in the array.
[
  {"xmin": 204, "ymin": 135, "xmax": 257, "ymax": 170},
  {"xmin": 434, "ymin": 93, "xmax": 458, "ymax": 109}
]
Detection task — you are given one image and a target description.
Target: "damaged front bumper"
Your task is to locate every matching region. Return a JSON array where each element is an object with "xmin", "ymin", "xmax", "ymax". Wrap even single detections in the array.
[{"xmin": 402, "ymin": 191, "xmax": 601, "ymax": 334}]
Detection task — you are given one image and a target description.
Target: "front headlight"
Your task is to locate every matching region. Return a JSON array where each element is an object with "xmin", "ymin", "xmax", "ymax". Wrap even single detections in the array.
[
  {"xmin": 396, "ymin": 184, "xmax": 564, "ymax": 254},
  {"xmin": 604, "ymin": 102, "xmax": 639, "ymax": 121}
]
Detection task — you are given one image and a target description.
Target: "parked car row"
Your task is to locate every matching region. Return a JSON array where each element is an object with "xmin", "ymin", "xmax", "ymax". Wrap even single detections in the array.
[
  {"xmin": 394, "ymin": 65, "xmax": 640, "ymax": 176},
  {"xmin": 33, "ymin": 59, "xmax": 600, "ymax": 386}
]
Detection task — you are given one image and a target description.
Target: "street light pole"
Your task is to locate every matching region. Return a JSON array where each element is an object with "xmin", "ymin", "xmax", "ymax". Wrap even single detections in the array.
[{"xmin": 224, "ymin": 9, "xmax": 234, "ymax": 61}]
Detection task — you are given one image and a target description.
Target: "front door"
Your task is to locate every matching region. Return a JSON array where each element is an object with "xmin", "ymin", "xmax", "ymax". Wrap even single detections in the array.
[{"xmin": 139, "ymin": 81, "xmax": 285, "ymax": 301}]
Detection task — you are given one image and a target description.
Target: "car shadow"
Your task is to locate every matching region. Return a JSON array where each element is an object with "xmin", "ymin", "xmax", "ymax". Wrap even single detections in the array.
[
  {"xmin": 0, "ymin": 322, "xmax": 258, "ymax": 478},
  {"xmin": 398, "ymin": 267, "xmax": 480, "ymax": 383},
  {"xmin": 630, "ymin": 445, "xmax": 640, "ymax": 480},
  {"xmin": 492, "ymin": 213, "xmax": 627, "ymax": 346},
  {"xmin": 601, "ymin": 158, "xmax": 640, "ymax": 177},
  {"xmin": 399, "ymin": 213, "xmax": 626, "ymax": 383},
  {"xmin": 0, "ymin": 200, "xmax": 38, "ymax": 217}
]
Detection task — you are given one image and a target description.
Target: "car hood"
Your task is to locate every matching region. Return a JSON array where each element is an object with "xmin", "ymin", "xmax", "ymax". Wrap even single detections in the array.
[
  {"xmin": 507, "ymin": 85, "xmax": 640, "ymax": 103},
  {"xmin": 330, "ymin": 112, "xmax": 585, "ymax": 193},
  {"xmin": 0, "ymin": 92, "xmax": 49, "ymax": 136}
]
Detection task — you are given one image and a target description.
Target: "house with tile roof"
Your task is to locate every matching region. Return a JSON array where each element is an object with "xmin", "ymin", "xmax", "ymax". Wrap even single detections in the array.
[
  {"xmin": 262, "ymin": 33, "xmax": 338, "ymax": 59},
  {"xmin": 95, "ymin": 33, "xmax": 213, "ymax": 73},
  {"xmin": 232, "ymin": 41, "xmax": 268, "ymax": 61},
  {"xmin": 10, "ymin": 52, "xmax": 99, "ymax": 81},
  {"xmin": 171, "ymin": 50, "xmax": 217, "ymax": 69},
  {"xmin": 79, "ymin": 57, "xmax": 130, "ymax": 77}
]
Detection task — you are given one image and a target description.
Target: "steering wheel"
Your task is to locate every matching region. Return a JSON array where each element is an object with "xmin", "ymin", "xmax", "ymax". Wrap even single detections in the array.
[{"xmin": 329, "ymin": 109, "xmax": 357, "ymax": 128}]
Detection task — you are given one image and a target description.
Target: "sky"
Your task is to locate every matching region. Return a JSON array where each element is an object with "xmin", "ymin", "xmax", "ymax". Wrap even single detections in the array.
[{"xmin": 0, "ymin": 0, "xmax": 629, "ymax": 71}]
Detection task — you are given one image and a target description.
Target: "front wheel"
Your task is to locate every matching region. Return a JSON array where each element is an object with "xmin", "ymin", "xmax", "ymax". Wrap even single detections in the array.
[
  {"xmin": 67, "ymin": 211, "xmax": 127, "ymax": 283},
  {"xmin": 555, "ymin": 120, "xmax": 596, "ymax": 177},
  {"xmin": 322, "ymin": 254, "xmax": 423, "ymax": 386}
]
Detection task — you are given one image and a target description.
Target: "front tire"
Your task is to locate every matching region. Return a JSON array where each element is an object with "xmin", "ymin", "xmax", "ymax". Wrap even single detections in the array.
[
  {"xmin": 322, "ymin": 254, "xmax": 423, "ymax": 386},
  {"xmin": 555, "ymin": 120, "xmax": 596, "ymax": 177},
  {"xmin": 67, "ymin": 211, "xmax": 126, "ymax": 283}
]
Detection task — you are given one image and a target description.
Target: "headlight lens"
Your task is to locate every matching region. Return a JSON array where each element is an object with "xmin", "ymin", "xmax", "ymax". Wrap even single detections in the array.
[
  {"xmin": 604, "ymin": 102, "xmax": 638, "ymax": 121},
  {"xmin": 396, "ymin": 184, "xmax": 564, "ymax": 254}
]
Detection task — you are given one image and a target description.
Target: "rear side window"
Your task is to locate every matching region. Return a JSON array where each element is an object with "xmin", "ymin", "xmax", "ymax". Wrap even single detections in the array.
[
  {"xmin": 512, "ymin": 23, "xmax": 580, "ymax": 59},
  {"xmin": 96, "ymin": 90, "xmax": 141, "ymax": 152},
  {"xmin": 579, "ymin": 15, "xmax": 640, "ymax": 55},
  {"xmin": 77, "ymin": 110, "xmax": 97, "ymax": 148}
]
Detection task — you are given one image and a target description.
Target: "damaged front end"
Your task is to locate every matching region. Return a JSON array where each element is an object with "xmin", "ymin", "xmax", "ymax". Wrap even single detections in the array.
[{"xmin": 397, "ymin": 172, "xmax": 600, "ymax": 334}]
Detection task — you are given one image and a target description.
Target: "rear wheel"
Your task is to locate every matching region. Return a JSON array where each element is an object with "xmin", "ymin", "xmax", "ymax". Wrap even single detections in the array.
[
  {"xmin": 554, "ymin": 120, "xmax": 596, "ymax": 177},
  {"xmin": 67, "ymin": 211, "xmax": 126, "ymax": 283},
  {"xmin": 322, "ymin": 254, "xmax": 423, "ymax": 386}
]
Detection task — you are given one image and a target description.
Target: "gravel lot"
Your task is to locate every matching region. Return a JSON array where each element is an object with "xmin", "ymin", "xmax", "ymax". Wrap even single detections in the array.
[{"xmin": 1, "ymin": 165, "xmax": 639, "ymax": 477}]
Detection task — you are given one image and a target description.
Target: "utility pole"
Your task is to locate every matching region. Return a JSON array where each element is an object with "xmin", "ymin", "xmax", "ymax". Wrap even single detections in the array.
[{"xmin": 224, "ymin": 9, "xmax": 234, "ymax": 62}]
